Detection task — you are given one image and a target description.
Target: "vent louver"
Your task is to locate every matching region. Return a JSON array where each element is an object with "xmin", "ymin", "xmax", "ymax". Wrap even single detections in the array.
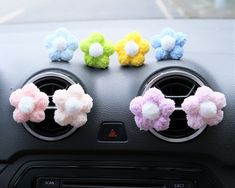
[
  {"xmin": 23, "ymin": 71, "xmax": 78, "ymax": 141},
  {"xmin": 143, "ymin": 69, "xmax": 207, "ymax": 143}
]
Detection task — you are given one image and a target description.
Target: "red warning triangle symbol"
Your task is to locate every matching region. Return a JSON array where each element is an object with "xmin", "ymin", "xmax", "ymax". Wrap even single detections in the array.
[{"xmin": 108, "ymin": 129, "xmax": 118, "ymax": 138}]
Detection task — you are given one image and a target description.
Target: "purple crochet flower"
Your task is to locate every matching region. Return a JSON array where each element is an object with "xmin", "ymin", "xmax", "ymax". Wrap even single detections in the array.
[
  {"xmin": 129, "ymin": 88, "xmax": 175, "ymax": 131},
  {"xmin": 182, "ymin": 86, "xmax": 226, "ymax": 130}
]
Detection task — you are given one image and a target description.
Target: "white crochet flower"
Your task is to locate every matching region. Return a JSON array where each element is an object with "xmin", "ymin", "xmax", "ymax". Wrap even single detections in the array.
[{"xmin": 53, "ymin": 84, "xmax": 93, "ymax": 127}]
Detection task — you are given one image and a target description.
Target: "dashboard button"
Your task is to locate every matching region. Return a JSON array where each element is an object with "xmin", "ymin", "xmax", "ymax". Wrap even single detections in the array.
[
  {"xmin": 36, "ymin": 178, "xmax": 60, "ymax": 188},
  {"xmin": 169, "ymin": 180, "xmax": 193, "ymax": 188},
  {"xmin": 98, "ymin": 122, "xmax": 127, "ymax": 142}
]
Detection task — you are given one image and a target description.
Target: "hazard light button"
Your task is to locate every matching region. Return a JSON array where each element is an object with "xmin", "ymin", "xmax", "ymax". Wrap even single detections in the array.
[{"xmin": 98, "ymin": 122, "xmax": 127, "ymax": 142}]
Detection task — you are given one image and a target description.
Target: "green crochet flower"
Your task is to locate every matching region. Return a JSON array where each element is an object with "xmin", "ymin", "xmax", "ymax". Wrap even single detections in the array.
[{"xmin": 80, "ymin": 32, "xmax": 115, "ymax": 69}]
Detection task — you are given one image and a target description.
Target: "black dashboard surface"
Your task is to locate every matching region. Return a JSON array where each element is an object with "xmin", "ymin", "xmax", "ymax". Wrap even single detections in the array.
[{"xmin": 0, "ymin": 20, "xmax": 234, "ymax": 187}]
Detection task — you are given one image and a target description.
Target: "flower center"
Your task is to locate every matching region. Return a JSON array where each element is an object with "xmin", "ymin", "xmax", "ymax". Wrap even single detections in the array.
[
  {"xmin": 18, "ymin": 96, "xmax": 35, "ymax": 114},
  {"xmin": 89, "ymin": 43, "xmax": 103, "ymax": 57},
  {"xmin": 65, "ymin": 97, "xmax": 81, "ymax": 114},
  {"xmin": 160, "ymin": 35, "xmax": 176, "ymax": 51},
  {"xmin": 199, "ymin": 101, "xmax": 217, "ymax": 118},
  {"xmin": 124, "ymin": 40, "xmax": 139, "ymax": 57},
  {"xmin": 53, "ymin": 36, "xmax": 67, "ymax": 51},
  {"xmin": 142, "ymin": 102, "xmax": 160, "ymax": 120}
]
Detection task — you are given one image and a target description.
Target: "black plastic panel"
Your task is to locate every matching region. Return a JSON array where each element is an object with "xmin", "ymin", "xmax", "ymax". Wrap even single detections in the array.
[{"xmin": 9, "ymin": 160, "xmax": 220, "ymax": 188}]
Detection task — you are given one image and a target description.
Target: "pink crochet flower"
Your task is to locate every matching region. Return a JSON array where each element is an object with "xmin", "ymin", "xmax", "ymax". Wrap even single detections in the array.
[
  {"xmin": 52, "ymin": 84, "xmax": 93, "ymax": 127},
  {"xmin": 182, "ymin": 86, "xmax": 226, "ymax": 130},
  {"xmin": 129, "ymin": 88, "xmax": 175, "ymax": 131},
  {"xmin": 9, "ymin": 83, "xmax": 49, "ymax": 123}
]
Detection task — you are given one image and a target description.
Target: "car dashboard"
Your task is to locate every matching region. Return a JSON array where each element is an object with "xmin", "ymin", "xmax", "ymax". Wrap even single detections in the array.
[{"xmin": 0, "ymin": 19, "xmax": 234, "ymax": 188}]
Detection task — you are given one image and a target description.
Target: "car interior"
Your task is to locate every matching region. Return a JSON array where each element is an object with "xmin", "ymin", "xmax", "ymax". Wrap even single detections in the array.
[{"xmin": 0, "ymin": 0, "xmax": 234, "ymax": 188}]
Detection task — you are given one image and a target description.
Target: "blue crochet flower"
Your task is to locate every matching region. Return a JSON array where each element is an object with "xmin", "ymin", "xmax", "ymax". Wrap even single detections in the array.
[
  {"xmin": 45, "ymin": 28, "xmax": 78, "ymax": 62},
  {"xmin": 151, "ymin": 28, "xmax": 186, "ymax": 61}
]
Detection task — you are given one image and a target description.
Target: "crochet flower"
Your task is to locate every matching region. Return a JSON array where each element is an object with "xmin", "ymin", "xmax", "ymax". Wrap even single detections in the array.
[
  {"xmin": 116, "ymin": 32, "xmax": 150, "ymax": 67},
  {"xmin": 182, "ymin": 86, "xmax": 226, "ymax": 130},
  {"xmin": 52, "ymin": 84, "xmax": 93, "ymax": 127},
  {"xmin": 80, "ymin": 32, "xmax": 115, "ymax": 69},
  {"xmin": 129, "ymin": 88, "xmax": 175, "ymax": 131},
  {"xmin": 45, "ymin": 28, "xmax": 78, "ymax": 62},
  {"xmin": 9, "ymin": 83, "xmax": 49, "ymax": 123},
  {"xmin": 151, "ymin": 28, "xmax": 186, "ymax": 61}
]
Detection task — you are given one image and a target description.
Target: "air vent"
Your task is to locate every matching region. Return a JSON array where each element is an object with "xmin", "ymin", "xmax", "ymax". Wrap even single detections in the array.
[
  {"xmin": 143, "ymin": 69, "xmax": 207, "ymax": 143},
  {"xmin": 23, "ymin": 71, "xmax": 78, "ymax": 141}
]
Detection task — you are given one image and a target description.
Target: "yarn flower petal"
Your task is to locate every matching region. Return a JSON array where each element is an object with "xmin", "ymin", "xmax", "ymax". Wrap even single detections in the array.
[
  {"xmin": 129, "ymin": 88, "xmax": 175, "ymax": 131},
  {"xmin": 151, "ymin": 28, "xmax": 186, "ymax": 61},
  {"xmin": 80, "ymin": 32, "xmax": 115, "ymax": 69},
  {"xmin": 182, "ymin": 86, "xmax": 226, "ymax": 130},
  {"xmin": 9, "ymin": 83, "xmax": 49, "ymax": 123},
  {"xmin": 52, "ymin": 84, "xmax": 93, "ymax": 128},
  {"xmin": 116, "ymin": 32, "xmax": 150, "ymax": 67},
  {"xmin": 45, "ymin": 28, "xmax": 78, "ymax": 62},
  {"xmin": 30, "ymin": 110, "xmax": 46, "ymax": 123},
  {"xmin": 131, "ymin": 54, "xmax": 145, "ymax": 67}
]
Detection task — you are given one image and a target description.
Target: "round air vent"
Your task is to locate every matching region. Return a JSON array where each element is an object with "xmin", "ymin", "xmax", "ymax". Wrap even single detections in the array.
[
  {"xmin": 143, "ymin": 69, "xmax": 207, "ymax": 143},
  {"xmin": 23, "ymin": 71, "xmax": 78, "ymax": 141}
]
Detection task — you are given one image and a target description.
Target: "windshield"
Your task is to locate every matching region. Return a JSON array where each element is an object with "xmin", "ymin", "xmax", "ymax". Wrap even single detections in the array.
[{"xmin": 0, "ymin": 0, "xmax": 234, "ymax": 24}]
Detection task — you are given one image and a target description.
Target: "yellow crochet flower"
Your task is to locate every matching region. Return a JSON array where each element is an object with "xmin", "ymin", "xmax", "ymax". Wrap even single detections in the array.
[{"xmin": 116, "ymin": 32, "xmax": 150, "ymax": 67}]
